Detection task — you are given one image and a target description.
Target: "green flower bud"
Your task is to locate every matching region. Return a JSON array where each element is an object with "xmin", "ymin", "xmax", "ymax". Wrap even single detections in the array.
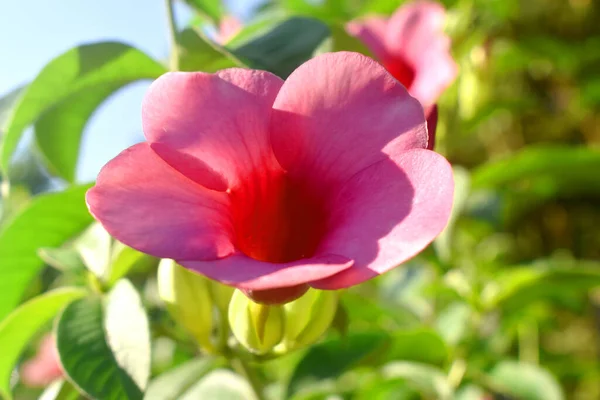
[
  {"xmin": 228, "ymin": 290, "xmax": 284, "ymax": 354},
  {"xmin": 157, "ymin": 259, "xmax": 214, "ymax": 351},
  {"xmin": 279, "ymin": 289, "xmax": 338, "ymax": 352},
  {"xmin": 208, "ymin": 281, "xmax": 235, "ymax": 316}
]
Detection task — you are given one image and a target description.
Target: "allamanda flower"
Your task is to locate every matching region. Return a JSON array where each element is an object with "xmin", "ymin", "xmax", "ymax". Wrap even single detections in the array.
[
  {"xmin": 347, "ymin": 1, "xmax": 458, "ymax": 148},
  {"xmin": 87, "ymin": 52, "xmax": 454, "ymax": 304}
]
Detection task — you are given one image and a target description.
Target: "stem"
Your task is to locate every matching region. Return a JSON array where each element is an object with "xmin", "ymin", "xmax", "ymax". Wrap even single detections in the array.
[
  {"xmin": 447, "ymin": 358, "xmax": 467, "ymax": 389},
  {"xmin": 0, "ymin": 180, "xmax": 9, "ymax": 201},
  {"xmin": 217, "ymin": 313, "xmax": 230, "ymax": 351},
  {"xmin": 231, "ymin": 357, "xmax": 266, "ymax": 400},
  {"xmin": 518, "ymin": 321, "xmax": 539, "ymax": 364},
  {"xmin": 164, "ymin": 0, "xmax": 180, "ymax": 71}
]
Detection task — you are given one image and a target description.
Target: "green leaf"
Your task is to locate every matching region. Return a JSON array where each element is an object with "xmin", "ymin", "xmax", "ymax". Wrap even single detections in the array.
[
  {"xmin": 360, "ymin": 0, "xmax": 404, "ymax": 14},
  {"xmin": 328, "ymin": 24, "xmax": 374, "ymax": 56},
  {"xmin": 73, "ymin": 223, "xmax": 154, "ymax": 285},
  {"xmin": 183, "ymin": 0, "xmax": 223, "ymax": 24},
  {"xmin": 454, "ymin": 385, "xmax": 487, "ymax": 400},
  {"xmin": 230, "ymin": 17, "xmax": 330, "ymax": 78},
  {"xmin": 382, "ymin": 362, "xmax": 453, "ymax": 400},
  {"xmin": 355, "ymin": 378, "xmax": 420, "ymax": 400},
  {"xmin": 178, "ymin": 28, "xmax": 242, "ymax": 72},
  {"xmin": 74, "ymin": 222, "xmax": 112, "ymax": 279},
  {"xmin": 385, "ymin": 329, "xmax": 448, "ymax": 366},
  {"xmin": 581, "ymin": 75, "xmax": 600, "ymax": 107},
  {"xmin": 0, "ymin": 288, "xmax": 86, "ymax": 400},
  {"xmin": 286, "ymin": 332, "xmax": 389, "ymax": 399},
  {"xmin": 224, "ymin": 11, "xmax": 287, "ymax": 48},
  {"xmin": 178, "ymin": 370, "xmax": 256, "ymax": 400},
  {"xmin": 330, "ymin": 302, "xmax": 349, "ymax": 336},
  {"xmin": 144, "ymin": 358, "xmax": 221, "ymax": 400},
  {"xmin": 483, "ymin": 260, "xmax": 600, "ymax": 310},
  {"xmin": 342, "ymin": 292, "xmax": 420, "ymax": 331},
  {"xmin": 435, "ymin": 303, "xmax": 471, "ymax": 346},
  {"xmin": 0, "ymin": 184, "xmax": 93, "ymax": 320},
  {"xmin": 107, "ymin": 243, "xmax": 154, "ymax": 286},
  {"xmin": 281, "ymin": 0, "xmax": 330, "ymax": 21},
  {"xmin": 38, "ymin": 247, "xmax": 85, "ymax": 272},
  {"xmin": 487, "ymin": 361, "xmax": 564, "ymax": 400},
  {"xmin": 39, "ymin": 380, "xmax": 81, "ymax": 400},
  {"xmin": 34, "ymin": 85, "xmax": 118, "ymax": 182},
  {"xmin": 0, "ymin": 86, "xmax": 25, "ymax": 131},
  {"xmin": 1, "ymin": 42, "xmax": 166, "ymax": 177},
  {"xmin": 471, "ymin": 146, "xmax": 600, "ymax": 199},
  {"xmin": 282, "ymin": 0, "xmax": 349, "ymax": 22},
  {"xmin": 434, "ymin": 166, "xmax": 471, "ymax": 262},
  {"xmin": 57, "ymin": 280, "xmax": 150, "ymax": 400}
]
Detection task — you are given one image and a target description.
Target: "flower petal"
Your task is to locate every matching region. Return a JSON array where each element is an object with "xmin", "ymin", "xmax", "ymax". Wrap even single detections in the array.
[
  {"xmin": 385, "ymin": 1, "xmax": 446, "ymax": 59},
  {"xmin": 180, "ymin": 253, "xmax": 353, "ymax": 290},
  {"xmin": 345, "ymin": 17, "xmax": 391, "ymax": 61},
  {"xmin": 271, "ymin": 52, "xmax": 427, "ymax": 192},
  {"xmin": 21, "ymin": 335, "xmax": 62, "ymax": 387},
  {"xmin": 86, "ymin": 143, "xmax": 234, "ymax": 260},
  {"xmin": 385, "ymin": 1, "xmax": 457, "ymax": 106},
  {"xmin": 311, "ymin": 148, "xmax": 454, "ymax": 289},
  {"xmin": 142, "ymin": 69, "xmax": 284, "ymax": 191},
  {"xmin": 408, "ymin": 38, "xmax": 457, "ymax": 107}
]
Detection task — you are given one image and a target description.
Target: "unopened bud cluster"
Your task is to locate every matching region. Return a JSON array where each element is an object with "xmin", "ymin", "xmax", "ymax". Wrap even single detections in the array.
[
  {"xmin": 228, "ymin": 288, "xmax": 338, "ymax": 355},
  {"xmin": 157, "ymin": 259, "xmax": 233, "ymax": 352},
  {"xmin": 157, "ymin": 259, "xmax": 338, "ymax": 356}
]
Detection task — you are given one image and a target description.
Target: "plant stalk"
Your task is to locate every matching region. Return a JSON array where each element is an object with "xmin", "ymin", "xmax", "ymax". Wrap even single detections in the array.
[
  {"xmin": 164, "ymin": 0, "xmax": 180, "ymax": 71},
  {"xmin": 231, "ymin": 356, "xmax": 267, "ymax": 400}
]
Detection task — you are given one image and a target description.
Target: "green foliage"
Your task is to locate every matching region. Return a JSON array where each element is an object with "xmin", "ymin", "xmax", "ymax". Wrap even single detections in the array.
[
  {"xmin": 56, "ymin": 281, "xmax": 150, "ymax": 400},
  {"xmin": 38, "ymin": 380, "xmax": 81, "ymax": 400},
  {"xmin": 74, "ymin": 223, "xmax": 154, "ymax": 286},
  {"xmin": 484, "ymin": 260, "xmax": 600, "ymax": 310},
  {"xmin": 472, "ymin": 146, "xmax": 600, "ymax": 199},
  {"xmin": 488, "ymin": 360, "xmax": 565, "ymax": 400},
  {"xmin": 183, "ymin": 0, "xmax": 224, "ymax": 24},
  {"xmin": 229, "ymin": 17, "xmax": 330, "ymax": 78},
  {"xmin": 175, "ymin": 370, "xmax": 256, "ymax": 400},
  {"xmin": 144, "ymin": 359, "xmax": 223, "ymax": 400},
  {"xmin": 281, "ymin": 0, "xmax": 352, "ymax": 23},
  {"xmin": 37, "ymin": 247, "xmax": 85, "ymax": 272},
  {"xmin": 178, "ymin": 28, "xmax": 243, "ymax": 72},
  {"xmin": 0, "ymin": 185, "xmax": 93, "ymax": 320},
  {"xmin": 34, "ymin": 86, "xmax": 119, "ymax": 183},
  {"xmin": 287, "ymin": 332, "xmax": 388, "ymax": 398},
  {"xmin": 382, "ymin": 362, "xmax": 453, "ymax": 400},
  {"xmin": 385, "ymin": 329, "xmax": 448, "ymax": 365},
  {"xmin": 0, "ymin": 86, "xmax": 25, "ymax": 131},
  {"xmin": 0, "ymin": 42, "xmax": 166, "ymax": 181},
  {"xmin": 0, "ymin": 288, "xmax": 86, "ymax": 400}
]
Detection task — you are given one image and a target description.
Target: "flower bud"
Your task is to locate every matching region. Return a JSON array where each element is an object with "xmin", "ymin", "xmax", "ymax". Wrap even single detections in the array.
[
  {"xmin": 228, "ymin": 290, "xmax": 284, "ymax": 354},
  {"xmin": 157, "ymin": 259, "xmax": 214, "ymax": 351},
  {"xmin": 208, "ymin": 281, "xmax": 235, "ymax": 316},
  {"xmin": 279, "ymin": 289, "xmax": 338, "ymax": 351}
]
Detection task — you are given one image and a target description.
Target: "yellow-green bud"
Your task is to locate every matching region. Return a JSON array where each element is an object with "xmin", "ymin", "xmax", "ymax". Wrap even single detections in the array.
[
  {"xmin": 228, "ymin": 290, "xmax": 284, "ymax": 354},
  {"xmin": 279, "ymin": 289, "xmax": 338, "ymax": 352},
  {"xmin": 157, "ymin": 259, "xmax": 214, "ymax": 351},
  {"xmin": 208, "ymin": 282, "xmax": 235, "ymax": 316}
]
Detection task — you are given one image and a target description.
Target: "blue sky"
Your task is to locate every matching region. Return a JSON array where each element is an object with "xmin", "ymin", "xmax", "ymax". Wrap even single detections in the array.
[{"xmin": 0, "ymin": 0, "xmax": 259, "ymax": 182}]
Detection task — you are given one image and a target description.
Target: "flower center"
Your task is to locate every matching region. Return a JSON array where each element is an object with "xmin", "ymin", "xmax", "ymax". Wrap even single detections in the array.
[
  {"xmin": 383, "ymin": 56, "xmax": 415, "ymax": 90},
  {"xmin": 230, "ymin": 172, "xmax": 328, "ymax": 264}
]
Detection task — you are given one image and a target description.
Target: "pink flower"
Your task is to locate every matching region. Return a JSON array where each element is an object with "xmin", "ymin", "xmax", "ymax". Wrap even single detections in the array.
[
  {"xmin": 347, "ymin": 1, "xmax": 458, "ymax": 149},
  {"xmin": 87, "ymin": 52, "xmax": 454, "ymax": 304},
  {"xmin": 20, "ymin": 334, "xmax": 62, "ymax": 387}
]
